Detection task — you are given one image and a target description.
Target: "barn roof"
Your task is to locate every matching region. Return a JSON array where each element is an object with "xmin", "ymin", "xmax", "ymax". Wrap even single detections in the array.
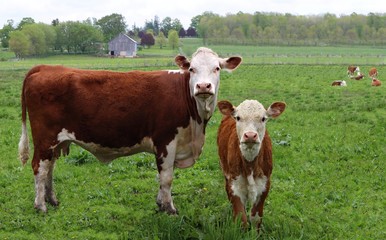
[{"xmin": 109, "ymin": 33, "xmax": 138, "ymax": 44}]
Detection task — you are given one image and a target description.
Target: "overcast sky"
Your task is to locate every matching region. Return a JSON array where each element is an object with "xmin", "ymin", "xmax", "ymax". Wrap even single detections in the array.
[{"xmin": 1, "ymin": 0, "xmax": 385, "ymax": 29}]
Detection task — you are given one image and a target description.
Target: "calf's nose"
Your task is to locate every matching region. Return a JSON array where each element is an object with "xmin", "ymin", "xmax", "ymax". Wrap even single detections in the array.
[{"xmin": 243, "ymin": 132, "xmax": 258, "ymax": 143}]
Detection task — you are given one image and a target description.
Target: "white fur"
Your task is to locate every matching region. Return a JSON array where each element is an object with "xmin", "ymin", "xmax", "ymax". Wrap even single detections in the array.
[
  {"xmin": 231, "ymin": 173, "xmax": 268, "ymax": 206},
  {"xmin": 18, "ymin": 122, "xmax": 29, "ymax": 165}
]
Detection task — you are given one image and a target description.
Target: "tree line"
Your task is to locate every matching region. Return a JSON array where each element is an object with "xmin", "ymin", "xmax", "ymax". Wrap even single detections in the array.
[{"xmin": 1, "ymin": 11, "xmax": 386, "ymax": 57}]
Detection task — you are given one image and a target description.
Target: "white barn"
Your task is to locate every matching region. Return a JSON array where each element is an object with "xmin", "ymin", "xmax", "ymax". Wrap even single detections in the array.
[{"xmin": 108, "ymin": 33, "xmax": 137, "ymax": 57}]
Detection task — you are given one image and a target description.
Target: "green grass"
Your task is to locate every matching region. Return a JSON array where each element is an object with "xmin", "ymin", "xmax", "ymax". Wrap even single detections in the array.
[{"xmin": 0, "ymin": 46, "xmax": 385, "ymax": 239}]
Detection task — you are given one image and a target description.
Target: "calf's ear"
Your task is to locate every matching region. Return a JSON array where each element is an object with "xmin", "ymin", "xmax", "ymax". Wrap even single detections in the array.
[
  {"xmin": 219, "ymin": 56, "xmax": 242, "ymax": 71},
  {"xmin": 217, "ymin": 101, "xmax": 234, "ymax": 116},
  {"xmin": 175, "ymin": 55, "xmax": 190, "ymax": 70},
  {"xmin": 267, "ymin": 102, "xmax": 286, "ymax": 118}
]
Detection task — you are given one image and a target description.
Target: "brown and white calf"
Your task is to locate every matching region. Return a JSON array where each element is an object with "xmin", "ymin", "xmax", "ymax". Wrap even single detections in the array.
[
  {"xmin": 18, "ymin": 47, "xmax": 242, "ymax": 213},
  {"xmin": 371, "ymin": 78, "xmax": 382, "ymax": 86},
  {"xmin": 217, "ymin": 99, "xmax": 286, "ymax": 230},
  {"xmin": 368, "ymin": 67, "xmax": 378, "ymax": 78},
  {"xmin": 347, "ymin": 65, "xmax": 360, "ymax": 77},
  {"xmin": 331, "ymin": 80, "xmax": 347, "ymax": 86}
]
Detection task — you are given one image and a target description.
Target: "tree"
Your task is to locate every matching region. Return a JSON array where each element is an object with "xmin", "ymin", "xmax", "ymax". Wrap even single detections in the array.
[
  {"xmin": 140, "ymin": 33, "xmax": 155, "ymax": 48},
  {"xmin": 156, "ymin": 31, "xmax": 167, "ymax": 49},
  {"xmin": 22, "ymin": 24, "xmax": 46, "ymax": 55},
  {"xmin": 186, "ymin": 27, "xmax": 197, "ymax": 37},
  {"xmin": 168, "ymin": 30, "xmax": 179, "ymax": 49},
  {"xmin": 97, "ymin": 13, "xmax": 127, "ymax": 41},
  {"xmin": 9, "ymin": 30, "xmax": 30, "ymax": 58},
  {"xmin": 160, "ymin": 17, "xmax": 172, "ymax": 37},
  {"xmin": 17, "ymin": 17, "xmax": 35, "ymax": 30},
  {"xmin": 0, "ymin": 20, "xmax": 15, "ymax": 48},
  {"xmin": 178, "ymin": 28, "xmax": 186, "ymax": 38}
]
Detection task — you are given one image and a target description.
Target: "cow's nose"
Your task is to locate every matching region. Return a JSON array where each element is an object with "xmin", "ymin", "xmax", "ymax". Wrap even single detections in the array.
[
  {"xmin": 196, "ymin": 83, "xmax": 212, "ymax": 92},
  {"xmin": 243, "ymin": 132, "xmax": 258, "ymax": 143}
]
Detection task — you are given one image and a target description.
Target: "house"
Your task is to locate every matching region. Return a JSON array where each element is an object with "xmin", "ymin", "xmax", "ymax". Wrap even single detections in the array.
[{"xmin": 108, "ymin": 33, "xmax": 137, "ymax": 57}]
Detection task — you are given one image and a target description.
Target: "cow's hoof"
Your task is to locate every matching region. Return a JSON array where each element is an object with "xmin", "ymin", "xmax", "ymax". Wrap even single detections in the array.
[
  {"xmin": 157, "ymin": 203, "xmax": 178, "ymax": 215},
  {"xmin": 34, "ymin": 203, "xmax": 47, "ymax": 213}
]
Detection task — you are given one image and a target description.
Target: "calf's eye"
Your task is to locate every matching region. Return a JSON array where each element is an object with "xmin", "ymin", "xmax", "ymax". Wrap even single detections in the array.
[{"xmin": 235, "ymin": 116, "xmax": 240, "ymax": 121}]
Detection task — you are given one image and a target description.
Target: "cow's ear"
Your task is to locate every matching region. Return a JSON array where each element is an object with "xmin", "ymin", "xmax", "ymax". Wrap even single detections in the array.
[
  {"xmin": 219, "ymin": 56, "xmax": 242, "ymax": 72},
  {"xmin": 175, "ymin": 55, "xmax": 190, "ymax": 70},
  {"xmin": 217, "ymin": 101, "xmax": 234, "ymax": 116},
  {"xmin": 267, "ymin": 102, "xmax": 286, "ymax": 118}
]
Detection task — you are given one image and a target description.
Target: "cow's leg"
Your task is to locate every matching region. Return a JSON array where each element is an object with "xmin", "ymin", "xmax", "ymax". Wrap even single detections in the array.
[
  {"xmin": 33, "ymin": 158, "xmax": 50, "ymax": 213},
  {"xmin": 251, "ymin": 180, "xmax": 271, "ymax": 230},
  {"xmin": 156, "ymin": 143, "xmax": 177, "ymax": 214},
  {"xmin": 45, "ymin": 158, "xmax": 59, "ymax": 207},
  {"xmin": 226, "ymin": 179, "xmax": 248, "ymax": 227}
]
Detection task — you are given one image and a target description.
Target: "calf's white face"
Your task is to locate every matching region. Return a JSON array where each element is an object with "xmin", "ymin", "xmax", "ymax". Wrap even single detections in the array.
[{"xmin": 218, "ymin": 100, "xmax": 286, "ymax": 161}]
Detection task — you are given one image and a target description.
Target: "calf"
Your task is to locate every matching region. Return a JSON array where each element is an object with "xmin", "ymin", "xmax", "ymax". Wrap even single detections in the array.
[
  {"xmin": 347, "ymin": 65, "xmax": 360, "ymax": 77},
  {"xmin": 371, "ymin": 78, "xmax": 382, "ymax": 86},
  {"xmin": 217, "ymin": 99, "xmax": 286, "ymax": 231},
  {"xmin": 368, "ymin": 67, "xmax": 378, "ymax": 78},
  {"xmin": 350, "ymin": 73, "xmax": 364, "ymax": 80},
  {"xmin": 331, "ymin": 80, "xmax": 347, "ymax": 86}
]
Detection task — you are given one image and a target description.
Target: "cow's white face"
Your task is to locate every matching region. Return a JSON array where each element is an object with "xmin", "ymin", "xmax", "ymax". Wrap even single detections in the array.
[
  {"xmin": 218, "ymin": 100, "xmax": 286, "ymax": 162},
  {"xmin": 175, "ymin": 47, "xmax": 242, "ymax": 119}
]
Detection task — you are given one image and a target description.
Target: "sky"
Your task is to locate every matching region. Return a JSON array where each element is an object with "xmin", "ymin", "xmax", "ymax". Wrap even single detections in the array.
[{"xmin": 1, "ymin": 0, "xmax": 385, "ymax": 29}]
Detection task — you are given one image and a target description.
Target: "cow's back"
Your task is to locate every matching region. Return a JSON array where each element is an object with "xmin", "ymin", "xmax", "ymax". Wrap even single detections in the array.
[{"xmin": 23, "ymin": 65, "xmax": 192, "ymax": 150}]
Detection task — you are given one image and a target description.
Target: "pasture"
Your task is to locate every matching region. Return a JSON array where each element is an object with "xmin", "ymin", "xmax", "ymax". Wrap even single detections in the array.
[{"xmin": 0, "ymin": 44, "xmax": 385, "ymax": 239}]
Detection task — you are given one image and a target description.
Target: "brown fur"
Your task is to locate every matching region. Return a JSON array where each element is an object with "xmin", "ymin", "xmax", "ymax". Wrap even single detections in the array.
[{"xmin": 217, "ymin": 115, "xmax": 273, "ymax": 230}]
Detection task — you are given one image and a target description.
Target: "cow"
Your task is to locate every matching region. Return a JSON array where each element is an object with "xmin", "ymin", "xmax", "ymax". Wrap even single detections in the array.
[
  {"xmin": 331, "ymin": 80, "xmax": 347, "ymax": 86},
  {"xmin": 369, "ymin": 67, "xmax": 378, "ymax": 78},
  {"xmin": 18, "ymin": 47, "xmax": 242, "ymax": 214},
  {"xmin": 350, "ymin": 73, "xmax": 364, "ymax": 80},
  {"xmin": 371, "ymin": 78, "xmax": 382, "ymax": 86},
  {"xmin": 217, "ymin": 99, "xmax": 286, "ymax": 231},
  {"xmin": 347, "ymin": 65, "xmax": 360, "ymax": 78}
]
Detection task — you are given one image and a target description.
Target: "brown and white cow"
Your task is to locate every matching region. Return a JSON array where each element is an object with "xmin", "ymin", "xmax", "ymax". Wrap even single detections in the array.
[
  {"xmin": 369, "ymin": 67, "xmax": 378, "ymax": 78},
  {"xmin": 371, "ymin": 78, "xmax": 382, "ymax": 86},
  {"xmin": 347, "ymin": 65, "xmax": 360, "ymax": 77},
  {"xmin": 350, "ymin": 73, "xmax": 364, "ymax": 80},
  {"xmin": 18, "ymin": 47, "xmax": 242, "ymax": 213},
  {"xmin": 217, "ymin": 99, "xmax": 286, "ymax": 231},
  {"xmin": 331, "ymin": 80, "xmax": 347, "ymax": 86}
]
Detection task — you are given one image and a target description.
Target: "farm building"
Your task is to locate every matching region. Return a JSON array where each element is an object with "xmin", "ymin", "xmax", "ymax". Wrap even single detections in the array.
[{"xmin": 108, "ymin": 33, "xmax": 137, "ymax": 57}]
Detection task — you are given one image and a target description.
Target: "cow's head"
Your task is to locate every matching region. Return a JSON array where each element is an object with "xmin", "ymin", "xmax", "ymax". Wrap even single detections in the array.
[
  {"xmin": 218, "ymin": 100, "xmax": 286, "ymax": 161},
  {"xmin": 175, "ymin": 48, "xmax": 242, "ymax": 118}
]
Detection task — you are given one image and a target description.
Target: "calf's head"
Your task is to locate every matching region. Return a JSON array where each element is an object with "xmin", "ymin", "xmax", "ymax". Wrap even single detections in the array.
[
  {"xmin": 175, "ymin": 47, "xmax": 242, "ymax": 103},
  {"xmin": 218, "ymin": 100, "xmax": 286, "ymax": 161}
]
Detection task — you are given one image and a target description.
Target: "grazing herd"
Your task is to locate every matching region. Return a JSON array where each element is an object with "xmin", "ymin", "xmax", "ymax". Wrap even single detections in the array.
[{"xmin": 333, "ymin": 65, "xmax": 382, "ymax": 87}]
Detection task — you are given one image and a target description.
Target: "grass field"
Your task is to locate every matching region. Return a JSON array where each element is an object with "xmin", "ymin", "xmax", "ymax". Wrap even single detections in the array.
[{"xmin": 0, "ymin": 44, "xmax": 385, "ymax": 239}]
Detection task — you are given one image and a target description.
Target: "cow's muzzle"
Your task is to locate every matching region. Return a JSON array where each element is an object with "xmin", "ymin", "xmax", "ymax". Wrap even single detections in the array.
[{"xmin": 195, "ymin": 83, "xmax": 213, "ymax": 98}]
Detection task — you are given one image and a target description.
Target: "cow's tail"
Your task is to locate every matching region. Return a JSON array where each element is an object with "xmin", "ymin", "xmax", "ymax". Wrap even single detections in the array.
[{"xmin": 18, "ymin": 72, "xmax": 30, "ymax": 166}]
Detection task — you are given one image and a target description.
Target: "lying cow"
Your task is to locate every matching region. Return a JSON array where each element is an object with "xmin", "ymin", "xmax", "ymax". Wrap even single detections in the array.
[
  {"xmin": 18, "ymin": 47, "xmax": 242, "ymax": 213},
  {"xmin": 217, "ymin": 99, "xmax": 286, "ymax": 231},
  {"xmin": 331, "ymin": 80, "xmax": 347, "ymax": 86},
  {"xmin": 371, "ymin": 78, "xmax": 382, "ymax": 86}
]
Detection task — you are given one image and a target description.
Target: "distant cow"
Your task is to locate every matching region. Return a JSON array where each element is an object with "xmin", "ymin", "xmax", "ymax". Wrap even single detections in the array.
[
  {"xmin": 18, "ymin": 47, "xmax": 242, "ymax": 213},
  {"xmin": 331, "ymin": 80, "xmax": 347, "ymax": 86},
  {"xmin": 369, "ymin": 67, "xmax": 378, "ymax": 78},
  {"xmin": 217, "ymin": 99, "xmax": 286, "ymax": 231},
  {"xmin": 351, "ymin": 73, "xmax": 364, "ymax": 80},
  {"xmin": 347, "ymin": 65, "xmax": 360, "ymax": 77},
  {"xmin": 371, "ymin": 78, "xmax": 382, "ymax": 86}
]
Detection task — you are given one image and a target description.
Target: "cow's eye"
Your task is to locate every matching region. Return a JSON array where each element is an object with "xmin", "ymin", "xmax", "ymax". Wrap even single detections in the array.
[
  {"xmin": 235, "ymin": 116, "xmax": 240, "ymax": 121},
  {"xmin": 261, "ymin": 116, "xmax": 267, "ymax": 122},
  {"xmin": 189, "ymin": 68, "xmax": 195, "ymax": 73},
  {"xmin": 215, "ymin": 67, "xmax": 220, "ymax": 72}
]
